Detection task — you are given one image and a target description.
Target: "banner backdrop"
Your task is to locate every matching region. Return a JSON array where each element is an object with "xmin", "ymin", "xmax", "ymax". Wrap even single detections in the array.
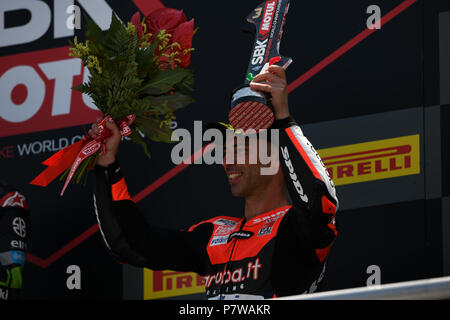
[{"xmin": 0, "ymin": 0, "xmax": 449, "ymax": 299}]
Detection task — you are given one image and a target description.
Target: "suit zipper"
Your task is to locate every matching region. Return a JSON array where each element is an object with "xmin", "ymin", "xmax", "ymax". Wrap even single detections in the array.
[{"xmin": 218, "ymin": 219, "xmax": 244, "ymax": 300}]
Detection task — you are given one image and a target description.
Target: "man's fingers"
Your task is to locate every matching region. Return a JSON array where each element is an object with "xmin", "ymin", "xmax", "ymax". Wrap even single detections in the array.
[
  {"xmin": 252, "ymin": 71, "xmax": 281, "ymax": 84},
  {"xmin": 249, "ymin": 81, "xmax": 272, "ymax": 93},
  {"xmin": 267, "ymin": 65, "xmax": 286, "ymax": 79},
  {"xmin": 89, "ymin": 123, "xmax": 99, "ymax": 139},
  {"xmin": 106, "ymin": 120, "xmax": 121, "ymax": 137},
  {"xmin": 91, "ymin": 123, "xmax": 99, "ymax": 133}
]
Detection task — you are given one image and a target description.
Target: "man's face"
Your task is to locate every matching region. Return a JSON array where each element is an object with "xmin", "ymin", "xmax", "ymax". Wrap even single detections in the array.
[{"xmin": 222, "ymin": 136, "xmax": 278, "ymax": 198}]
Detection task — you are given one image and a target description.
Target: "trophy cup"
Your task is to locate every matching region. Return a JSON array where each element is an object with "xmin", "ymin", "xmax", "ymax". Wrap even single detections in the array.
[{"xmin": 229, "ymin": 0, "xmax": 292, "ymax": 132}]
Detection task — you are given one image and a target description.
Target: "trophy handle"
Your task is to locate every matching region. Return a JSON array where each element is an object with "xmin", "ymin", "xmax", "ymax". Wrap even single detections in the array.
[{"xmin": 246, "ymin": 2, "xmax": 266, "ymax": 28}]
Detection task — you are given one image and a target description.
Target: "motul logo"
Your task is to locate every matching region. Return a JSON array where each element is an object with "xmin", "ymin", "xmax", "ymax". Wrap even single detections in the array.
[
  {"xmin": 318, "ymin": 135, "xmax": 420, "ymax": 186},
  {"xmin": 259, "ymin": 0, "xmax": 277, "ymax": 36},
  {"xmin": 0, "ymin": 47, "xmax": 102, "ymax": 137}
]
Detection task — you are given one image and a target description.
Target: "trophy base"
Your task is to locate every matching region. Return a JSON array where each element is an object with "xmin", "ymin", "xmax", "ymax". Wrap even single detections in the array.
[{"xmin": 229, "ymin": 86, "xmax": 274, "ymax": 132}]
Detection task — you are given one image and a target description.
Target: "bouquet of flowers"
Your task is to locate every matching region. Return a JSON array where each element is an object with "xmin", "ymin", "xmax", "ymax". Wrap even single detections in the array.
[{"xmin": 31, "ymin": 7, "xmax": 196, "ymax": 195}]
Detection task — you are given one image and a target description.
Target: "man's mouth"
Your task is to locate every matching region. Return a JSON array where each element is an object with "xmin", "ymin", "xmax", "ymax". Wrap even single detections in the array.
[{"xmin": 227, "ymin": 172, "xmax": 243, "ymax": 184}]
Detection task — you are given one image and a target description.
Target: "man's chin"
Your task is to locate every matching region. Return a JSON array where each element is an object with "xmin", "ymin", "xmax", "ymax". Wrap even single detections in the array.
[{"xmin": 230, "ymin": 185, "xmax": 245, "ymax": 198}]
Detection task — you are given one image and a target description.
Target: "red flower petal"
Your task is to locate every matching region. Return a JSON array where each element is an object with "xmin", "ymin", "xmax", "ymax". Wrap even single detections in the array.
[
  {"xmin": 172, "ymin": 19, "xmax": 194, "ymax": 68},
  {"xmin": 132, "ymin": 0, "xmax": 164, "ymax": 16},
  {"xmin": 131, "ymin": 11, "xmax": 143, "ymax": 40},
  {"xmin": 145, "ymin": 8, "xmax": 187, "ymax": 36}
]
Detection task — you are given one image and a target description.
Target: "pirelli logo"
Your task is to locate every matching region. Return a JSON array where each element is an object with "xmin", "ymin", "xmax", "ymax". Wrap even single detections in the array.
[
  {"xmin": 317, "ymin": 134, "xmax": 420, "ymax": 186},
  {"xmin": 144, "ymin": 269, "xmax": 205, "ymax": 300}
]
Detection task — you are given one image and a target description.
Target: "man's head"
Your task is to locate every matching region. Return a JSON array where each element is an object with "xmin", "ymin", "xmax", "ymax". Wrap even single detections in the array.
[{"xmin": 222, "ymin": 130, "xmax": 283, "ymax": 198}]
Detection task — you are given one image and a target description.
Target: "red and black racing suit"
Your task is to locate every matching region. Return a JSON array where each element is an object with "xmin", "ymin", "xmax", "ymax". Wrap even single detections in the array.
[{"xmin": 93, "ymin": 116, "xmax": 338, "ymax": 299}]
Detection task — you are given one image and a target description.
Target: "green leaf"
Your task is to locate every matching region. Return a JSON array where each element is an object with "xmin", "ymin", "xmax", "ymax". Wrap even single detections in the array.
[
  {"xmin": 59, "ymin": 168, "xmax": 70, "ymax": 182},
  {"xmin": 146, "ymin": 92, "xmax": 195, "ymax": 112},
  {"xmin": 85, "ymin": 13, "xmax": 104, "ymax": 44},
  {"xmin": 136, "ymin": 44, "xmax": 159, "ymax": 78},
  {"xmin": 104, "ymin": 24, "xmax": 137, "ymax": 58},
  {"xmin": 129, "ymin": 130, "xmax": 151, "ymax": 158},
  {"xmin": 104, "ymin": 13, "xmax": 125, "ymax": 55},
  {"xmin": 71, "ymin": 83, "xmax": 86, "ymax": 93},
  {"xmin": 174, "ymin": 69, "xmax": 195, "ymax": 93},
  {"xmin": 137, "ymin": 118, "xmax": 176, "ymax": 143},
  {"xmin": 106, "ymin": 13, "xmax": 122, "ymax": 39},
  {"xmin": 138, "ymin": 68, "xmax": 192, "ymax": 95}
]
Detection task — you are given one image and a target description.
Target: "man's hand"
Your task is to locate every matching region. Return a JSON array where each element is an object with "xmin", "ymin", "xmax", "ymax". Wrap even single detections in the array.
[
  {"xmin": 249, "ymin": 65, "xmax": 290, "ymax": 120},
  {"xmin": 88, "ymin": 118, "xmax": 122, "ymax": 167}
]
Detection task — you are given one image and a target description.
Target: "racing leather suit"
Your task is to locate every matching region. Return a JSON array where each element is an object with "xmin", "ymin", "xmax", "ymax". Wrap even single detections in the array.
[
  {"xmin": 0, "ymin": 180, "xmax": 30, "ymax": 300},
  {"xmin": 93, "ymin": 116, "xmax": 338, "ymax": 299}
]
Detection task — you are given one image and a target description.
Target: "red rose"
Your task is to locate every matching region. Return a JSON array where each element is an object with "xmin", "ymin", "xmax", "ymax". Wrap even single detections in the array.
[
  {"xmin": 145, "ymin": 8, "xmax": 187, "ymax": 36},
  {"xmin": 131, "ymin": 7, "xmax": 194, "ymax": 69}
]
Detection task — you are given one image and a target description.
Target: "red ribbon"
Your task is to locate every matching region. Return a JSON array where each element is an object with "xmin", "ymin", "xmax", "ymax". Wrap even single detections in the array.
[{"xmin": 30, "ymin": 115, "xmax": 136, "ymax": 196}]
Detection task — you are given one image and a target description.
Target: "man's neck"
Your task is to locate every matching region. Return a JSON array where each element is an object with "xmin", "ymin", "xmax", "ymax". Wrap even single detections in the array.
[{"xmin": 244, "ymin": 188, "xmax": 289, "ymax": 221}]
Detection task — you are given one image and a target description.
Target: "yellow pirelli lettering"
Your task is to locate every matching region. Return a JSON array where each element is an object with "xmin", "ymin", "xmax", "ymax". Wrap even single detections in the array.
[
  {"xmin": 143, "ymin": 269, "xmax": 205, "ymax": 300},
  {"xmin": 317, "ymin": 134, "xmax": 420, "ymax": 186}
]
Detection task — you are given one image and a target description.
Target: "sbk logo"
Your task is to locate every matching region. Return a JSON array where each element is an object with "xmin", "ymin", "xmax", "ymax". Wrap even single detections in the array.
[
  {"xmin": 251, "ymin": 39, "xmax": 268, "ymax": 65},
  {"xmin": 0, "ymin": 46, "xmax": 102, "ymax": 137}
]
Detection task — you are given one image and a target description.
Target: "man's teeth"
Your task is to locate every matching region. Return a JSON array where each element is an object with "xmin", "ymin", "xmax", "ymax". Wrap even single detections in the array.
[{"xmin": 228, "ymin": 173, "xmax": 243, "ymax": 179}]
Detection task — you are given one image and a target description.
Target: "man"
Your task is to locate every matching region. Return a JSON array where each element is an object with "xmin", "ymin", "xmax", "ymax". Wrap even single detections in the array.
[
  {"xmin": 0, "ymin": 179, "xmax": 30, "ymax": 300},
  {"xmin": 91, "ymin": 65, "xmax": 338, "ymax": 299}
]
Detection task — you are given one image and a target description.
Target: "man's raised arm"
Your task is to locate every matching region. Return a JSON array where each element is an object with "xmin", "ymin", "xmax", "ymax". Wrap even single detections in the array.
[
  {"xmin": 91, "ymin": 120, "xmax": 211, "ymax": 275},
  {"xmin": 250, "ymin": 64, "xmax": 338, "ymax": 212}
]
